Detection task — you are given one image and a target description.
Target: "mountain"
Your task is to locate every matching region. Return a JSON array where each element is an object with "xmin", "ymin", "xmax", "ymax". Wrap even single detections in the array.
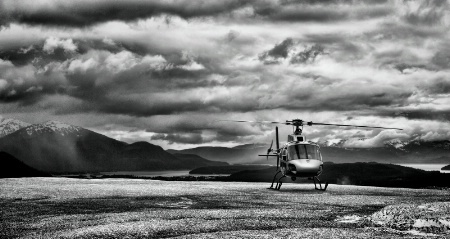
[
  {"xmin": 0, "ymin": 118, "xmax": 30, "ymax": 137},
  {"xmin": 170, "ymin": 140, "xmax": 450, "ymax": 165},
  {"xmin": 172, "ymin": 153, "xmax": 229, "ymax": 167},
  {"xmin": 168, "ymin": 145, "xmax": 270, "ymax": 165},
  {"xmin": 0, "ymin": 121, "xmax": 225, "ymax": 173},
  {"xmin": 0, "ymin": 151, "xmax": 50, "ymax": 178},
  {"xmin": 325, "ymin": 140, "xmax": 450, "ymax": 164}
]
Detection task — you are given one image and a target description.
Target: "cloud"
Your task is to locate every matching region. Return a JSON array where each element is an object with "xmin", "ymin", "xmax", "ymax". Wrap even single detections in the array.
[
  {"xmin": 0, "ymin": 0, "xmax": 449, "ymax": 148},
  {"xmin": 259, "ymin": 38, "xmax": 294, "ymax": 64},
  {"xmin": 290, "ymin": 44, "xmax": 324, "ymax": 64},
  {"xmin": 382, "ymin": 109, "xmax": 450, "ymax": 122},
  {"xmin": 401, "ymin": 0, "xmax": 449, "ymax": 26},
  {"xmin": 253, "ymin": 1, "xmax": 392, "ymax": 22},
  {"xmin": 0, "ymin": 0, "xmax": 251, "ymax": 27},
  {"xmin": 151, "ymin": 133, "xmax": 204, "ymax": 144},
  {"xmin": 343, "ymin": 130, "xmax": 410, "ymax": 148},
  {"xmin": 0, "ymin": 0, "xmax": 397, "ymax": 28},
  {"xmin": 43, "ymin": 37, "xmax": 77, "ymax": 54}
]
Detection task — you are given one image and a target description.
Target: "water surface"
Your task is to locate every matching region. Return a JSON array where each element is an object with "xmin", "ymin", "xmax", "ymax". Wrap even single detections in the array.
[{"xmin": 397, "ymin": 164, "xmax": 449, "ymax": 173}]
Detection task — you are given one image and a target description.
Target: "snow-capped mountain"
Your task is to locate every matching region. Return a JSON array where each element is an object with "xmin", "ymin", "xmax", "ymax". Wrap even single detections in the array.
[
  {"xmin": 384, "ymin": 139, "xmax": 408, "ymax": 148},
  {"xmin": 316, "ymin": 139, "xmax": 346, "ymax": 147},
  {"xmin": 0, "ymin": 118, "xmax": 30, "ymax": 137},
  {"xmin": 0, "ymin": 119, "xmax": 226, "ymax": 173},
  {"xmin": 22, "ymin": 120, "xmax": 83, "ymax": 137}
]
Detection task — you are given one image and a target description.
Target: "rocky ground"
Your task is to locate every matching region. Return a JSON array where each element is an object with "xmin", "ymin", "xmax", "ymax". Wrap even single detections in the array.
[{"xmin": 1, "ymin": 178, "xmax": 449, "ymax": 238}]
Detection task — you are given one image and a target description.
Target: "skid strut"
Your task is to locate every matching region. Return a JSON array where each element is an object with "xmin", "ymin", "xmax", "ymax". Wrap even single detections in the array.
[
  {"xmin": 313, "ymin": 176, "xmax": 328, "ymax": 191},
  {"xmin": 268, "ymin": 171, "xmax": 282, "ymax": 189},
  {"xmin": 275, "ymin": 175, "xmax": 286, "ymax": 190}
]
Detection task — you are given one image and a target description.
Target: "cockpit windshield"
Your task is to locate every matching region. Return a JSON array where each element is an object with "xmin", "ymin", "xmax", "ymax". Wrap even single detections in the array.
[{"xmin": 287, "ymin": 144, "xmax": 320, "ymax": 160}]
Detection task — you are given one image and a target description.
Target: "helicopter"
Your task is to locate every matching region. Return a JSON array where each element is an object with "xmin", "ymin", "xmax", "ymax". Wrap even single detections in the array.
[{"xmin": 224, "ymin": 119, "xmax": 403, "ymax": 191}]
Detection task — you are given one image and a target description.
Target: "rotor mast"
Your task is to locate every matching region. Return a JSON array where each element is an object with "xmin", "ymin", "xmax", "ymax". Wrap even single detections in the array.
[{"xmin": 285, "ymin": 119, "xmax": 306, "ymax": 135}]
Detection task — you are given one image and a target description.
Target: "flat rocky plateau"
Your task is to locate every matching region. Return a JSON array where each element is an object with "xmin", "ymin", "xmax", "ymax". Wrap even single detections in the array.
[{"xmin": 1, "ymin": 178, "xmax": 449, "ymax": 238}]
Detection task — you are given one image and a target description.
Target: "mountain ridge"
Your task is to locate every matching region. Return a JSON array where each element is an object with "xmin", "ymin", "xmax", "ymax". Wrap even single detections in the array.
[
  {"xmin": 170, "ymin": 140, "xmax": 450, "ymax": 165},
  {"xmin": 0, "ymin": 121, "xmax": 225, "ymax": 173},
  {"xmin": 0, "ymin": 118, "xmax": 31, "ymax": 137}
]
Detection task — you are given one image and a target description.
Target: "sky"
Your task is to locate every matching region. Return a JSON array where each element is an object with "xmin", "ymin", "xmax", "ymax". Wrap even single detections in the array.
[{"xmin": 0, "ymin": 0, "xmax": 449, "ymax": 149}]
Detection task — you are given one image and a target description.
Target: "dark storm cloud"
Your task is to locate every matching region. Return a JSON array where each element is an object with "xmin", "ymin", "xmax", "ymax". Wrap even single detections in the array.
[
  {"xmin": 259, "ymin": 39, "xmax": 326, "ymax": 65},
  {"xmin": 382, "ymin": 109, "xmax": 450, "ymax": 122},
  {"xmin": 430, "ymin": 44, "xmax": 450, "ymax": 70},
  {"xmin": 265, "ymin": 38, "xmax": 293, "ymax": 58},
  {"xmin": 300, "ymin": 34, "xmax": 367, "ymax": 62},
  {"xmin": 421, "ymin": 76, "xmax": 450, "ymax": 95},
  {"xmin": 0, "ymin": 40, "xmax": 79, "ymax": 67},
  {"xmin": 402, "ymin": 0, "xmax": 448, "ymax": 26},
  {"xmin": 0, "ymin": 47, "xmax": 255, "ymax": 117},
  {"xmin": 290, "ymin": 44, "xmax": 324, "ymax": 64},
  {"xmin": 0, "ymin": 46, "xmax": 40, "ymax": 66},
  {"xmin": 393, "ymin": 63, "xmax": 429, "ymax": 73},
  {"xmin": 253, "ymin": 0, "xmax": 392, "ymax": 22},
  {"xmin": 139, "ymin": 114, "xmax": 267, "ymax": 144},
  {"xmin": 254, "ymin": 5, "xmax": 346, "ymax": 22},
  {"xmin": 259, "ymin": 38, "xmax": 294, "ymax": 64},
  {"xmin": 0, "ymin": 0, "xmax": 252, "ymax": 27},
  {"xmin": 149, "ymin": 122, "xmax": 265, "ymax": 144},
  {"xmin": 1, "ymin": 0, "xmax": 449, "ymax": 147},
  {"xmin": 0, "ymin": 0, "xmax": 395, "ymax": 28},
  {"xmin": 285, "ymin": 92, "xmax": 414, "ymax": 112}
]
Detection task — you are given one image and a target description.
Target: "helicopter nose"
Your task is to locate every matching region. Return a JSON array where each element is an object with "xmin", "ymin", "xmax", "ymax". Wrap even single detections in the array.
[{"xmin": 288, "ymin": 159, "xmax": 321, "ymax": 174}]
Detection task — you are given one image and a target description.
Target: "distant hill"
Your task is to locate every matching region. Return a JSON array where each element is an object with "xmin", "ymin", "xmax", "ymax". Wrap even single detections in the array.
[
  {"xmin": 167, "ymin": 145, "xmax": 270, "ymax": 164},
  {"xmin": 172, "ymin": 153, "xmax": 228, "ymax": 167},
  {"xmin": 0, "ymin": 151, "xmax": 50, "ymax": 178},
  {"xmin": 190, "ymin": 165, "xmax": 271, "ymax": 175},
  {"xmin": 227, "ymin": 162, "xmax": 450, "ymax": 188},
  {"xmin": 0, "ymin": 121, "xmax": 225, "ymax": 173},
  {"xmin": 442, "ymin": 165, "xmax": 450, "ymax": 171},
  {"xmin": 170, "ymin": 140, "xmax": 450, "ymax": 165}
]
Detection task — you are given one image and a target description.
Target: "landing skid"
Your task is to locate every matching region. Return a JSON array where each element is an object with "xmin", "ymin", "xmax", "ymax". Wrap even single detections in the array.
[
  {"xmin": 313, "ymin": 176, "xmax": 328, "ymax": 191},
  {"xmin": 268, "ymin": 171, "xmax": 329, "ymax": 191}
]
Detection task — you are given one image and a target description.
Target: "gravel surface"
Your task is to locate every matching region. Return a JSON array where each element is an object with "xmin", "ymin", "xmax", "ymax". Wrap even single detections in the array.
[{"xmin": 1, "ymin": 178, "xmax": 449, "ymax": 238}]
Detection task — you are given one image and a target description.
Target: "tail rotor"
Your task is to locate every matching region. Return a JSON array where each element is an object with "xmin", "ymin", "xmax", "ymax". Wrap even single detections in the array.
[
  {"xmin": 275, "ymin": 126, "xmax": 280, "ymax": 170},
  {"xmin": 266, "ymin": 140, "xmax": 273, "ymax": 161}
]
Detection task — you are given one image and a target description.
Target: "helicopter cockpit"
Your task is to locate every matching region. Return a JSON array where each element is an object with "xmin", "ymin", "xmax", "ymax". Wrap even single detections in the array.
[{"xmin": 287, "ymin": 144, "xmax": 321, "ymax": 161}]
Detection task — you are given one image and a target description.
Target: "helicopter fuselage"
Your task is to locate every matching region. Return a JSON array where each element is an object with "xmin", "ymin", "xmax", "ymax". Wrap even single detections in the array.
[{"xmin": 279, "ymin": 141, "xmax": 323, "ymax": 178}]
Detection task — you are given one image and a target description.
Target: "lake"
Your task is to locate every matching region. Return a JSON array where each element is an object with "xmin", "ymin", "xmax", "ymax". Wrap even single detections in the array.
[
  {"xmin": 102, "ymin": 170, "xmax": 231, "ymax": 177},
  {"xmin": 397, "ymin": 164, "xmax": 450, "ymax": 173},
  {"xmin": 102, "ymin": 164, "xmax": 450, "ymax": 177}
]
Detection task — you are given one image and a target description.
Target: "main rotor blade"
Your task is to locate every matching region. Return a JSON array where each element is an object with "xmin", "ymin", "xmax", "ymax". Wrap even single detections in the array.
[
  {"xmin": 217, "ymin": 120, "xmax": 286, "ymax": 124},
  {"xmin": 308, "ymin": 122, "xmax": 403, "ymax": 130}
]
